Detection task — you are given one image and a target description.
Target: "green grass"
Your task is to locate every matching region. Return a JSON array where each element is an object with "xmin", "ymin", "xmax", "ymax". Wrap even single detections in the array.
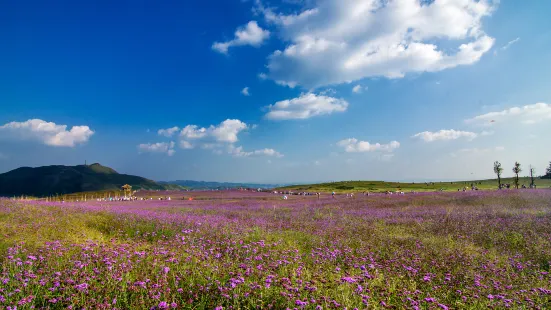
[{"xmin": 277, "ymin": 177, "xmax": 551, "ymax": 193}]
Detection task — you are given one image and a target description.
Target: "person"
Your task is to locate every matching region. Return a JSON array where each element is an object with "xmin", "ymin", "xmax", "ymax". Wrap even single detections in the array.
[
  {"xmin": 332, "ymin": 191, "xmax": 336, "ymax": 199},
  {"xmin": 317, "ymin": 192, "xmax": 320, "ymax": 200}
]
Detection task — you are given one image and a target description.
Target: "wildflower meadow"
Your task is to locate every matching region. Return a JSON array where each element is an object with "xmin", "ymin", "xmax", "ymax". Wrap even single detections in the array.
[{"xmin": 1, "ymin": 190, "xmax": 550, "ymax": 309}]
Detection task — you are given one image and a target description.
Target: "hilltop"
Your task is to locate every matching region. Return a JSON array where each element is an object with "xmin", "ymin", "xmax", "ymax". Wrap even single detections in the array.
[{"xmin": 0, "ymin": 163, "xmax": 183, "ymax": 197}]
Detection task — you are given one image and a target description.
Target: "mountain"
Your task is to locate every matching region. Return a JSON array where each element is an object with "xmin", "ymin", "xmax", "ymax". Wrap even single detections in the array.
[
  {"xmin": 0, "ymin": 163, "xmax": 183, "ymax": 197},
  {"xmin": 162, "ymin": 180, "xmax": 290, "ymax": 190}
]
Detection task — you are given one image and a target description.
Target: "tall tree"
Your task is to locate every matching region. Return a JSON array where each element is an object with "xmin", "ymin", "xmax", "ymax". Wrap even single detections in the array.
[
  {"xmin": 493, "ymin": 161, "xmax": 503, "ymax": 189},
  {"xmin": 545, "ymin": 161, "xmax": 551, "ymax": 179},
  {"xmin": 529, "ymin": 165, "xmax": 535, "ymax": 187},
  {"xmin": 512, "ymin": 162, "xmax": 522, "ymax": 189}
]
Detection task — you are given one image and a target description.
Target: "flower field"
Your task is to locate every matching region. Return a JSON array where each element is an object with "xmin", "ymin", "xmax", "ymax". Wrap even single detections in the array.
[{"xmin": 1, "ymin": 190, "xmax": 550, "ymax": 309}]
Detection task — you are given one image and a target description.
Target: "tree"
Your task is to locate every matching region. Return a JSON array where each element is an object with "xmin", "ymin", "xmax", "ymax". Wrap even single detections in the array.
[
  {"xmin": 512, "ymin": 162, "xmax": 522, "ymax": 189},
  {"xmin": 493, "ymin": 161, "xmax": 503, "ymax": 189},
  {"xmin": 544, "ymin": 162, "xmax": 551, "ymax": 179},
  {"xmin": 529, "ymin": 165, "xmax": 536, "ymax": 187}
]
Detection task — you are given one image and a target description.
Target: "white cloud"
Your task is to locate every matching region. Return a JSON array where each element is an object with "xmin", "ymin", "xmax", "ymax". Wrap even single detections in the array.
[
  {"xmin": 0, "ymin": 119, "xmax": 94, "ymax": 147},
  {"xmin": 179, "ymin": 140, "xmax": 194, "ymax": 149},
  {"xmin": 228, "ymin": 145, "xmax": 284, "ymax": 158},
  {"xmin": 241, "ymin": 87, "xmax": 251, "ymax": 96},
  {"xmin": 337, "ymin": 138, "xmax": 400, "ymax": 153},
  {"xmin": 169, "ymin": 119, "xmax": 250, "ymax": 149},
  {"xmin": 451, "ymin": 146, "xmax": 504, "ymax": 157},
  {"xmin": 258, "ymin": 73, "xmax": 268, "ymax": 80},
  {"xmin": 265, "ymin": 93, "xmax": 348, "ymax": 120},
  {"xmin": 352, "ymin": 85, "xmax": 368, "ymax": 94},
  {"xmin": 212, "ymin": 21, "xmax": 270, "ymax": 54},
  {"xmin": 154, "ymin": 120, "xmax": 280, "ymax": 158},
  {"xmin": 412, "ymin": 129, "xmax": 478, "ymax": 142},
  {"xmin": 180, "ymin": 125, "xmax": 208, "ymax": 140},
  {"xmin": 138, "ymin": 141, "xmax": 176, "ymax": 156},
  {"xmin": 501, "ymin": 37, "xmax": 520, "ymax": 50},
  {"xmin": 158, "ymin": 126, "xmax": 180, "ymax": 137},
  {"xmin": 465, "ymin": 102, "xmax": 551, "ymax": 126},
  {"xmin": 210, "ymin": 119, "xmax": 248, "ymax": 143},
  {"xmin": 319, "ymin": 88, "xmax": 336, "ymax": 96},
  {"xmin": 254, "ymin": 0, "xmax": 496, "ymax": 88},
  {"xmin": 201, "ymin": 143, "xmax": 224, "ymax": 150}
]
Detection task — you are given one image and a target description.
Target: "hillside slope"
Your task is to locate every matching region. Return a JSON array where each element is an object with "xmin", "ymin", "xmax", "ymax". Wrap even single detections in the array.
[{"xmin": 0, "ymin": 163, "xmax": 182, "ymax": 196}]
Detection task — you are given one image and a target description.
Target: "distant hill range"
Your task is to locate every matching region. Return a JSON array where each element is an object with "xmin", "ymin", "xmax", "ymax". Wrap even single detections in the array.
[
  {"xmin": 161, "ymin": 180, "xmax": 288, "ymax": 190},
  {"xmin": 0, "ymin": 163, "xmax": 183, "ymax": 197}
]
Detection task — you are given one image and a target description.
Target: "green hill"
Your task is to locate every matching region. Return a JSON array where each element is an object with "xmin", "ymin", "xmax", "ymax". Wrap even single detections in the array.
[
  {"xmin": 277, "ymin": 177, "xmax": 551, "ymax": 193},
  {"xmin": 0, "ymin": 163, "xmax": 183, "ymax": 197}
]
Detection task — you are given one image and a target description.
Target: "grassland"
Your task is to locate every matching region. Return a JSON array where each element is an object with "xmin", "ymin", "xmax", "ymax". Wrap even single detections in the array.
[
  {"xmin": 1, "ymin": 189, "xmax": 550, "ymax": 309},
  {"xmin": 277, "ymin": 177, "xmax": 551, "ymax": 193}
]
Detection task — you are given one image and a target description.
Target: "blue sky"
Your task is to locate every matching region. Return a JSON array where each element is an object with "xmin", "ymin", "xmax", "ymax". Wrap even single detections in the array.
[{"xmin": 1, "ymin": 0, "xmax": 550, "ymax": 183}]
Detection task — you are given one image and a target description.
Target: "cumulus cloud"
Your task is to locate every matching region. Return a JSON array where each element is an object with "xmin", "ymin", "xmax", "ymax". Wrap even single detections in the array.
[
  {"xmin": 241, "ymin": 87, "xmax": 251, "ymax": 96},
  {"xmin": 138, "ymin": 141, "xmax": 176, "ymax": 156},
  {"xmin": 265, "ymin": 93, "xmax": 348, "ymax": 120},
  {"xmin": 212, "ymin": 21, "xmax": 270, "ymax": 54},
  {"xmin": 228, "ymin": 145, "xmax": 284, "ymax": 158},
  {"xmin": 352, "ymin": 85, "xmax": 363, "ymax": 94},
  {"xmin": 180, "ymin": 125, "xmax": 209, "ymax": 140},
  {"xmin": 210, "ymin": 119, "xmax": 248, "ymax": 143},
  {"xmin": 337, "ymin": 138, "xmax": 400, "ymax": 153},
  {"xmin": 465, "ymin": 102, "xmax": 551, "ymax": 126},
  {"xmin": 412, "ymin": 129, "xmax": 478, "ymax": 142},
  {"xmin": 158, "ymin": 126, "xmax": 180, "ymax": 137},
  {"xmin": 153, "ymin": 120, "xmax": 282, "ymax": 158},
  {"xmin": 157, "ymin": 120, "xmax": 249, "ymax": 150},
  {"xmin": 0, "ymin": 119, "xmax": 94, "ymax": 147},
  {"xmin": 254, "ymin": 0, "xmax": 496, "ymax": 88}
]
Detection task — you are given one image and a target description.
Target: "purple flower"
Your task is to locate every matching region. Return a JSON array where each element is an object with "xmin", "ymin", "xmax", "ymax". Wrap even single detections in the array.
[
  {"xmin": 341, "ymin": 277, "xmax": 356, "ymax": 283},
  {"xmin": 158, "ymin": 301, "xmax": 169, "ymax": 309}
]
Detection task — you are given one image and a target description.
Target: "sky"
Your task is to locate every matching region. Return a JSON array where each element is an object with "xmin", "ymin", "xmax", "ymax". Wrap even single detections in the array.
[{"xmin": 1, "ymin": 0, "xmax": 550, "ymax": 183}]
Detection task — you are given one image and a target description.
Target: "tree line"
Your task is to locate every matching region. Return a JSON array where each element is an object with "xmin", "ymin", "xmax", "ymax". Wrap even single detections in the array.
[{"xmin": 493, "ymin": 161, "xmax": 551, "ymax": 189}]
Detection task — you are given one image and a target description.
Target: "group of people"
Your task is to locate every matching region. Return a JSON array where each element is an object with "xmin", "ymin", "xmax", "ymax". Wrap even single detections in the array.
[
  {"xmin": 92, "ymin": 196, "xmax": 173, "ymax": 202},
  {"xmin": 499, "ymin": 183, "xmax": 537, "ymax": 189}
]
